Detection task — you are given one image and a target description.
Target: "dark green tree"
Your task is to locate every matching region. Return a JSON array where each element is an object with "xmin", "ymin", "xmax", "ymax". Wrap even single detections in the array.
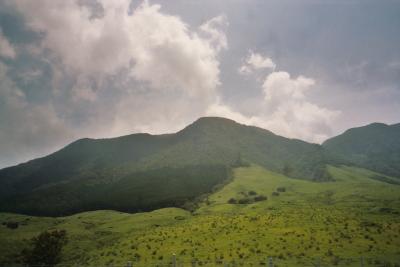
[
  {"xmin": 20, "ymin": 230, "xmax": 68, "ymax": 266},
  {"xmin": 282, "ymin": 163, "xmax": 293, "ymax": 176}
]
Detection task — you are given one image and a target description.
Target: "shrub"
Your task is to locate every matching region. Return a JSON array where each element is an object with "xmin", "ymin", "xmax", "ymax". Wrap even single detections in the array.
[
  {"xmin": 20, "ymin": 230, "xmax": 68, "ymax": 267},
  {"xmin": 254, "ymin": 195, "xmax": 267, "ymax": 202},
  {"xmin": 272, "ymin": 192, "xmax": 280, "ymax": 196},
  {"xmin": 277, "ymin": 187, "xmax": 286, "ymax": 192},
  {"xmin": 6, "ymin": 221, "xmax": 19, "ymax": 229},
  {"xmin": 228, "ymin": 198, "xmax": 237, "ymax": 204},
  {"xmin": 248, "ymin": 191, "xmax": 257, "ymax": 196},
  {"xmin": 238, "ymin": 198, "xmax": 253, "ymax": 204}
]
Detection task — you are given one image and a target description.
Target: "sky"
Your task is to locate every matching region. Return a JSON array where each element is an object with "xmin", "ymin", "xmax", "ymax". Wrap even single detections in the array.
[{"xmin": 0, "ymin": 0, "xmax": 399, "ymax": 168}]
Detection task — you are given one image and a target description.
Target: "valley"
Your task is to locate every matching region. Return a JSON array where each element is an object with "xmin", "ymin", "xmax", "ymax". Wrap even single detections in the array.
[{"xmin": 1, "ymin": 165, "xmax": 399, "ymax": 266}]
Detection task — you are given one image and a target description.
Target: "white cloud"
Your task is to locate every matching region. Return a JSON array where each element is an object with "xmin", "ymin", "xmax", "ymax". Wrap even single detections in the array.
[
  {"xmin": 239, "ymin": 51, "xmax": 276, "ymax": 75},
  {"xmin": 263, "ymin": 71, "xmax": 315, "ymax": 108},
  {"xmin": 11, "ymin": 0, "xmax": 226, "ymax": 100},
  {"xmin": 209, "ymin": 57, "xmax": 340, "ymax": 143},
  {"xmin": 199, "ymin": 15, "xmax": 228, "ymax": 52},
  {"xmin": 0, "ymin": 28, "xmax": 16, "ymax": 59},
  {"xmin": 127, "ymin": 3, "xmax": 225, "ymax": 98}
]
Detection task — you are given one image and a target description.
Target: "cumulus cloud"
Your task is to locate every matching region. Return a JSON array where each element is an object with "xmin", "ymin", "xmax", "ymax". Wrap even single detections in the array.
[
  {"xmin": 11, "ymin": 0, "xmax": 226, "ymax": 100},
  {"xmin": 209, "ymin": 55, "xmax": 340, "ymax": 143},
  {"xmin": 263, "ymin": 71, "xmax": 315, "ymax": 108},
  {"xmin": 262, "ymin": 71, "xmax": 340, "ymax": 142},
  {"xmin": 239, "ymin": 51, "xmax": 276, "ymax": 75},
  {"xmin": 0, "ymin": 28, "xmax": 16, "ymax": 59}
]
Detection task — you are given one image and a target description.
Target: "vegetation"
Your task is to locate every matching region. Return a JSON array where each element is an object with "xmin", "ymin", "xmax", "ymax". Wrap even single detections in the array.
[
  {"xmin": 0, "ymin": 164, "xmax": 230, "ymax": 216},
  {"xmin": 0, "ymin": 117, "xmax": 339, "ymax": 216},
  {"xmin": 0, "ymin": 165, "xmax": 399, "ymax": 266},
  {"xmin": 0, "ymin": 117, "xmax": 399, "ymax": 265},
  {"xmin": 20, "ymin": 230, "xmax": 68, "ymax": 266},
  {"xmin": 323, "ymin": 122, "xmax": 400, "ymax": 178},
  {"xmin": 227, "ymin": 190, "xmax": 267, "ymax": 205}
]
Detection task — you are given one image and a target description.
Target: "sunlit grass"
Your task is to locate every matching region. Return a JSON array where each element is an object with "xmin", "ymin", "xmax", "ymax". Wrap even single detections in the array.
[{"xmin": 1, "ymin": 165, "xmax": 399, "ymax": 266}]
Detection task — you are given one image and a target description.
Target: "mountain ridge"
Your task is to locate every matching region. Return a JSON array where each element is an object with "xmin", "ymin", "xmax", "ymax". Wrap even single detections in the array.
[
  {"xmin": 323, "ymin": 121, "xmax": 400, "ymax": 178},
  {"xmin": 0, "ymin": 117, "xmax": 332, "ymax": 215},
  {"xmin": 0, "ymin": 116, "xmax": 398, "ymax": 216}
]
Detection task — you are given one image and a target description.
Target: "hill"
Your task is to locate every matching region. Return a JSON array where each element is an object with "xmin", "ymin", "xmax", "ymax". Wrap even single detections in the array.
[
  {"xmin": 323, "ymin": 122, "xmax": 400, "ymax": 178},
  {"xmin": 1, "ymin": 165, "xmax": 399, "ymax": 266},
  {"xmin": 0, "ymin": 117, "xmax": 334, "ymax": 216}
]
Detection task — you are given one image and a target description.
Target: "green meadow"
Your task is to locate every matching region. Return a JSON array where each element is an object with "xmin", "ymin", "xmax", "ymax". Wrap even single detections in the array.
[{"xmin": 1, "ymin": 165, "xmax": 399, "ymax": 266}]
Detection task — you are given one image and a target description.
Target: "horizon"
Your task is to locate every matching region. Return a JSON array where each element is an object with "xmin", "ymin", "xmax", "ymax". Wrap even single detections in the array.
[{"xmin": 1, "ymin": 115, "xmax": 398, "ymax": 170}]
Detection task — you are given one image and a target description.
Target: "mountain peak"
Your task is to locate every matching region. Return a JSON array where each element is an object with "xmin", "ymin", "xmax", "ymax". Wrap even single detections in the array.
[
  {"xmin": 192, "ymin": 116, "xmax": 240, "ymax": 125},
  {"xmin": 179, "ymin": 116, "xmax": 244, "ymax": 134},
  {"xmin": 365, "ymin": 122, "xmax": 389, "ymax": 128}
]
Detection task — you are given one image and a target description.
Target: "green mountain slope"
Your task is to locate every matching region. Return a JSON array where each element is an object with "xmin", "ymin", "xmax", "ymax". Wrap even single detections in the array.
[
  {"xmin": 323, "ymin": 122, "xmax": 400, "ymax": 178},
  {"xmin": 0, "ymin": 117, "xmax": 333, "ymax": 216},
  {"xmin": 1, "ymin": 165, "xmax": 399, "ymax": 266}
]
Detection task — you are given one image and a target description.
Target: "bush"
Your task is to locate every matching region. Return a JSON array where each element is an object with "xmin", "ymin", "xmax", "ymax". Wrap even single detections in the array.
[
  {"xmin": 277, "ymin": 187, "xmax": 286, "ymax": 192},
  {"xmin": 20, "ymin": 230, "xmax": 68, "ymax": 267},
  {"xmin": 6, "ymin": 221, "xmax": 19, "ymax": 229},
  {"xmin": 272, "ymin": 192, "xmax": 280, "ymax": 196},
  {"xmin": 238, "ymin": 198, "xmax": 253, "ymax": 204},
  {"xmin": 254, "ymin": 195, "xmax": 267, "ymax": 202},
  {"xmin": 228, "ymin": 198, "xmax": 237, "ymax": 204},
  {"xmin": 248, "ymin": 190, "xmax": 257, "ymax": 196}
]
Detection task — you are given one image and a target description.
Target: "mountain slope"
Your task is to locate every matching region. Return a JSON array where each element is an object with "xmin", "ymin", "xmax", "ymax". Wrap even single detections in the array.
[
  {"xmin": 1, "ymin": 165, "xmax": 399, "ymax": 266},
  {"xmin": 0, "ymin": 117, "xmax": 333, "ymax": 216},
  {"xmin": 323, "ymin": 122, "xmax": 400, "ymax": 178}
]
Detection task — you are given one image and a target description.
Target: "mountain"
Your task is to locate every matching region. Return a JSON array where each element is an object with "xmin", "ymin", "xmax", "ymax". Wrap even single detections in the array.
[
  {"xmin": 0, "ymin": 117, "xmax": 333, "ymax": 216},
  {"xmin": 1, "ymin": 164, "xmax": 400, "ymax": 266},
  {"xmin": 323, "ymin": 122, "xmax": 400, "ymax": 178}
]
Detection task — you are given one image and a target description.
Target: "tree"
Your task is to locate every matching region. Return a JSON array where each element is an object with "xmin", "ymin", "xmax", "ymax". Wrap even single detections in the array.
[
  {"xmin": 232, "ymin": 152, "xmax": 250, "ymax": 167},
  {"xmin": 20, "ymin": 230, "xmax": 68, "ymax": 266},
  {"xmin": 282, "ymin": 164, "xmax": 293, "ymax": 176}
]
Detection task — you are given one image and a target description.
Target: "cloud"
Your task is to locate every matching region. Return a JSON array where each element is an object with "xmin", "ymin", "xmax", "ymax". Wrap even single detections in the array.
[
  {"xmin": 239, "ymin": 51, "xmax": 276, "ymax": 75},
  {"xmin": 0, "ymin": 28, "xmax": 16, "ymax": 59},
  {"xmin": 0, "ymin": 0, "xmax": 231, "ymax": 167},
  {"xmin": 199, "ymin": 15, "xmax": 228, "ymax": 52},
  {"xmin": 128, "ymin": 3, "xmax": 226, "ymax": 98},
  {"xmin": 263, "ymin": 71, "xmax": 315, "ymax": 109},
  {"xmin": 11, "ymin": 0, "xmax": 226, "ymax": 100},
  {"xmin": 71, "ymin": 78, "xmax": 97, "ymax": 102},
  {"xmin": 0, "ymin": 62, "xmax": 72, "ymax": 167},
  {"xmin": 209, "ymin": 56, "xmax": 340, "ymax": 143}
]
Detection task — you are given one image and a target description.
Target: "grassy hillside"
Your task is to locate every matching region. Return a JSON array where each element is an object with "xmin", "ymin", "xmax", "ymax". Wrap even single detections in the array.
[
  {"xmin": 323, "ymin": 122, "xmax": 400, "ymax": 178},
  {"xmin": 1, "ymin": 165, "xmax": 399, "ymax": 266},
  {"xmin": 0, "ymin": 117, "xmax": 336, "ymax": 216}
]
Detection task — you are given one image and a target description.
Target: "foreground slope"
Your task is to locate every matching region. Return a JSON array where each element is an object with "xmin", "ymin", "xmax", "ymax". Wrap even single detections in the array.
[
  {"xmin": 0, "ymin": 165, "xmax": 399, "ymax": 266},
  {"xmin": 0, "ymin": 117, "xmax": 333, "ymax": 216},
  {"xmin": 323, "ymin": 122, "xmax": 400, "ymax": 178}
]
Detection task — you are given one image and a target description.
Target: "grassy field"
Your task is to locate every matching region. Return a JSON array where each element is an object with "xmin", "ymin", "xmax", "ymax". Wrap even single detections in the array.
[{"xmin": 1, "ymin": 165, "xmax": 399, "ymax": 266}]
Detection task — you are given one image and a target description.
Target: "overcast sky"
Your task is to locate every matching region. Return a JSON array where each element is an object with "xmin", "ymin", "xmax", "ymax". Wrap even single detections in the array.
[{"xmin": 0, "ymin": 0, "xmax": 399, "ymax": 168}]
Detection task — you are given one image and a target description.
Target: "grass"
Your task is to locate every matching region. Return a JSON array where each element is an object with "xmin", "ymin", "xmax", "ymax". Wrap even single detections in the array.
[{"xmin": 1, "ymin": 165, "xmax": 399, "ymax": 266}]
